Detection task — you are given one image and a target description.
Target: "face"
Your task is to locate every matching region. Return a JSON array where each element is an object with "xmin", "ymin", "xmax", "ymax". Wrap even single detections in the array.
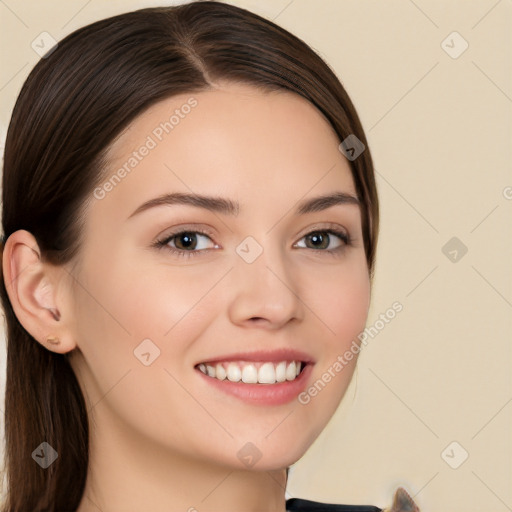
[{"xmin": 66, "ymin": 81, "xmax": 370, "ymax": 470}]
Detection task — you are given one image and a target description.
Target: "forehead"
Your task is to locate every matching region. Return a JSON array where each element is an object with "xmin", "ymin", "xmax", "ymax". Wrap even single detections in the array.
[{"xmin": 92, "ymin": 82, "xmax": 356, "ymax": 222}]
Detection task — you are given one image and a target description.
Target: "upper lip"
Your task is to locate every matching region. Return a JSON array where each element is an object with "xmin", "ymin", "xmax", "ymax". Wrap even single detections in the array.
[{"xmin": 195, "ymin": 349, "xmax": 315, "ymax": 366}]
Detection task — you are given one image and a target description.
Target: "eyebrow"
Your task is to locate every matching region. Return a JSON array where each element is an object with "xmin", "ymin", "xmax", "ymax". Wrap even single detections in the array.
[{"xmin": 126, "ymin": 191, "xmax": 360, "ymax": 220}]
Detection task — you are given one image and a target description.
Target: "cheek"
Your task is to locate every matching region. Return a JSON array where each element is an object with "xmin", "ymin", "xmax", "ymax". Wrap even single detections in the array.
[
  {"xmin": 294, "ymin": 257, "xmax": 370, "ymax": 423},
  {"xmin": 80, "ymin": 256, "xmax": 215, "ymax": 340},
  {"xmin": 304, "ymin": 256, "xmax": 370, "ymax": 354},
  {"xmin": 330, "ymin": 267, "xmax": 370, "ymax": 349},
  {"xmin": 114, "ymin": 262, "xmax": 225, "ymax": 350},
  {"xmin": 69, "ymin": 261, "xmax": 215, "ymax": 440}
]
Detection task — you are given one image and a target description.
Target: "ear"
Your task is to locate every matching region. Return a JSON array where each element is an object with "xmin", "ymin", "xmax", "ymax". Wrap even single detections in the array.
[{"xmin": 2, "ymin": 229, "xmax": 77, "ymax": 354}]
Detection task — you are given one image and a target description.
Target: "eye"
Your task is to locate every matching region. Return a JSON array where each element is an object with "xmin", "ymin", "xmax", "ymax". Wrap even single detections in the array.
[
  {"xmin": 294, "ymin": 229, "xmax": 350, "ymax": 254},
  {"xmin": 152, "ymin": 229, "xmax": 218, "ymax": 258}
]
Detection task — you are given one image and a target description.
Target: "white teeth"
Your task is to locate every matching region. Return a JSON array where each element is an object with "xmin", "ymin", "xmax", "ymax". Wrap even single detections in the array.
[
  {"xmin": 258, "ymin": 362, "xmax": 276, "ymax": 384},
  {"xmin": 227, "ymin": 364, "xmax": 241, "ymax": 382},
  {"xmin": 286, "ymin": 361, "xmax": 297, "ymax": 381},
  {"xmin": 197, "ymin": 360, "xmax": 303, "ymax": 384},
  {"xmin": 241, "ymin": 364, "xmax": 258, "ymax": 383},
  {"xmin": 215, "ymin": 363, "xmax": 226, "ymax": 380},
  {"xmin": 275, "ymin": 361, "xmax": 287, "ymax": 382}
]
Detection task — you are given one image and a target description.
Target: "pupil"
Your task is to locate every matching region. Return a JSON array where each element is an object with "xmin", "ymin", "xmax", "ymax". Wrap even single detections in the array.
[
  {"xmin": 177, "ymin": 233, "xmax": 196, "ymax": 249},
  {"xmin": 309, "ymin": 232, "xmax": 328, "ymax": 249}
]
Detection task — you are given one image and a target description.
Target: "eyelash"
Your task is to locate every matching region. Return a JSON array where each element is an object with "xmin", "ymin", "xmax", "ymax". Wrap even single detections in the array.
[{"xmin": 152, "ymin": 226, "xmax": 352, "ymax": 259}]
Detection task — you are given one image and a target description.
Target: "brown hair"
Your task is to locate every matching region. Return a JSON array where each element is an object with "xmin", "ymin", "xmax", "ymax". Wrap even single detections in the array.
[{"xmin": 0, "ymin": 2, "xmax": 379, "ymax": 510}]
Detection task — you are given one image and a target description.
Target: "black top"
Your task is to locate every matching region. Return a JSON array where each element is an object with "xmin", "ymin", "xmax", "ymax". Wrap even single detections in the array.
[{"xmin": 286, "ymin": 497, "xmax": 381, "ymax": 511}]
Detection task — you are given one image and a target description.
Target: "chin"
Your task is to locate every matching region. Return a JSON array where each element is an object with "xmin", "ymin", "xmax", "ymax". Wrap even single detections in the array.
[{"xmin": 245, "ymin": 436, "xmax": 316, "ymax": 471}]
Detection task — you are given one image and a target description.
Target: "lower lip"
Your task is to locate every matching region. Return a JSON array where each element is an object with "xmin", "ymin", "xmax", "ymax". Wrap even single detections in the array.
[{"xmin": 196, "ymin": 363, "xmax": 313, "ymax": 406}]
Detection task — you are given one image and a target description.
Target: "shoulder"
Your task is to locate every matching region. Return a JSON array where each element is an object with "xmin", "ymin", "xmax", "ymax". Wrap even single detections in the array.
[{"xmin": 286, "ymin": 486, "xmax": 420, "ymax": 512}]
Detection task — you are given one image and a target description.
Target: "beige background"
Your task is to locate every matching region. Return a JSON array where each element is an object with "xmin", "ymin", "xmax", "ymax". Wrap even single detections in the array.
[{"xmin": 0, "ymin": 1, "xmax": 511, "ymax": 511}]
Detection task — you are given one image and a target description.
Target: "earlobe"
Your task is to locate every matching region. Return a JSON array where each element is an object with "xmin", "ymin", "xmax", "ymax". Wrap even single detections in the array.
[{"xmin": 2, "ymin": 229, "xmax": 76, "ymax": 354}]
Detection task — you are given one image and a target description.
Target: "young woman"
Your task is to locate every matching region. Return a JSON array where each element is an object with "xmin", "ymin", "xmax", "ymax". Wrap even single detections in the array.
[{"xmin": 0, "ymin": 2, "xmax": 419, "ymax": 511}]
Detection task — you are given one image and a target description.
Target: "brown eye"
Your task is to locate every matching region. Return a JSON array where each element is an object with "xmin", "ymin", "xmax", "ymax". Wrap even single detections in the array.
[
  {"xmin": 173, "ymin": 232, "xmax": 199, "ymax": 250},
  {"xmin": 304, "ymin": 232, "xmax": 330, "ymax": 250},
  {"xmin": 153, "ymin": 230, "xmax": 217, "ymax": 258},
  {"xmin": 296, "ymin": 229, "xmax": 350, "ymax": 252}
]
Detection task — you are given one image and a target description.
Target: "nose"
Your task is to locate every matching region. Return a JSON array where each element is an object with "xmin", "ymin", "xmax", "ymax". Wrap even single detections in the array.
[{"xmin": 227, "ymin": 241, "xmax": 304, "ymax": 330}]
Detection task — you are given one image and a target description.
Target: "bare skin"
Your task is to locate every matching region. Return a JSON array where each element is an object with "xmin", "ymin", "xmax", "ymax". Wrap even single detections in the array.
[{"xmin": 3, "ymin": 81, "xmax": 370, "ymax": 512}]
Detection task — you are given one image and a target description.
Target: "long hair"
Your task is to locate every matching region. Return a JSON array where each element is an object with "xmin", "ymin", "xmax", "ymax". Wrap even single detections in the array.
[{"xmin": 0, "ymin": 2, "xmax": 379, "ymax": 510}]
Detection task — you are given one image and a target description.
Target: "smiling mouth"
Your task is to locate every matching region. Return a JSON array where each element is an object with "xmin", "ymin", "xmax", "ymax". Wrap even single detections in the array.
[{"xmin": 195, "ymin": 360, "xmax": 305, "ymax": 384}]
